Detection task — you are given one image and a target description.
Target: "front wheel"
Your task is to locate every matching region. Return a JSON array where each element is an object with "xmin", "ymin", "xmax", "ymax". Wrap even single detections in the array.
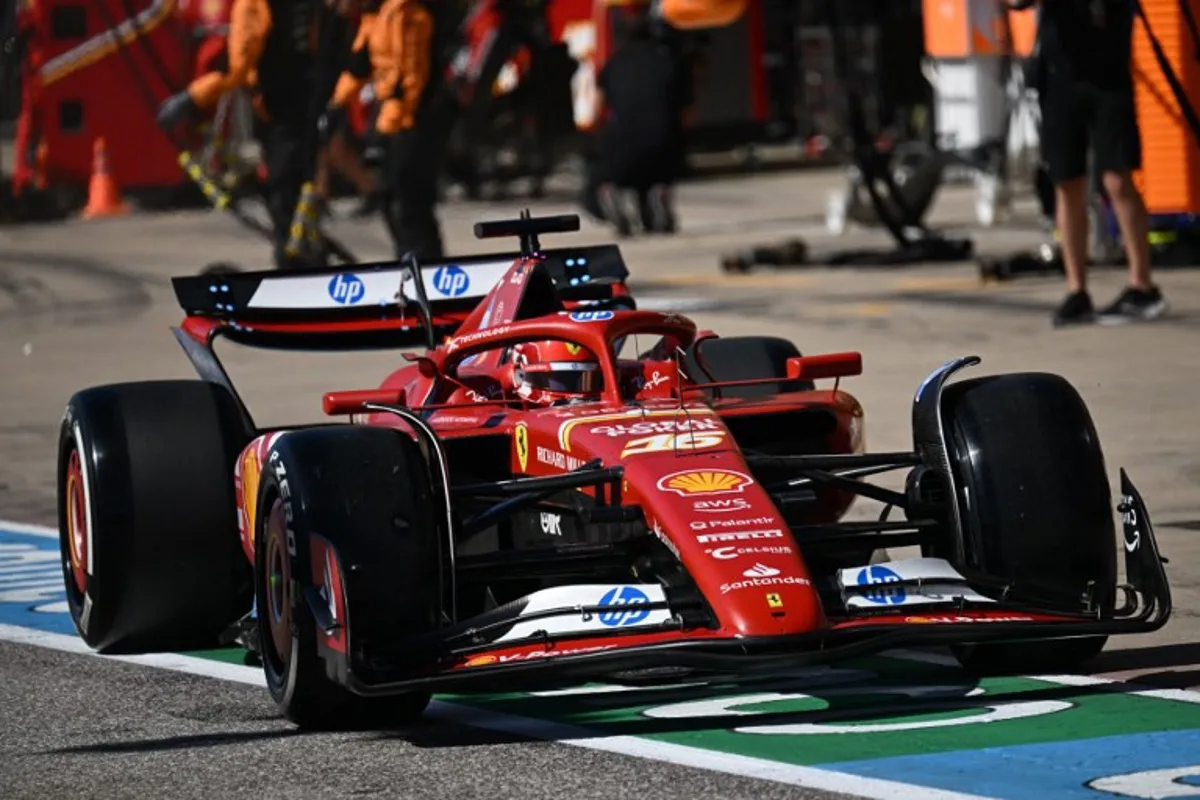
[
  {"xmin": 253, "ymin": 425, "xmax": 443, "ymax": 729},
  {"xmin": 942, "ymin": 372, "xmax": 1117, "ymax": 675}
]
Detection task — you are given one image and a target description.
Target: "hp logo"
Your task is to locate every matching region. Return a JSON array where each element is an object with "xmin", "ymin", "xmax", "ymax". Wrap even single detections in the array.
[
  {"xmin": 432, "ymin": 265, "xmax": 470, "ymax": 297},
  {"xmin": 598, "ymin": 586, "xmax": 650, "ymax": 627},
  {"xmin": 855, "ymin": 565, "xmax": 906, "ymax": 605},
  {"xmin": 327, "ymin": 273, "xmax": 365, "ymax": 305},
  {"xmin": 569, "ymin": 310, "xmax": 614, "ymax": 322}
]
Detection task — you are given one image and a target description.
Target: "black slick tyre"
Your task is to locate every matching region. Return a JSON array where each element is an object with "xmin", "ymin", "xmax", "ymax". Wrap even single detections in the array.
[
  {"xmin": 56, "ymin": 380, "xmax": 253, "ymax": 654},
  {"xmin": 941, "ymin": 372, "xmax": 1117, "ymax": 675},
  {"xmin": 253, "ymin": 425, "xmax": 441, "ymax": 730}
]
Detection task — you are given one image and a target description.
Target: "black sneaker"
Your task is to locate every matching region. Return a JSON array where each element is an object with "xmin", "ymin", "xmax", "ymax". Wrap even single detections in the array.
[
  {"xmin": 1053, "ymin": 290, "xmax": 1096, "ymax": 327},
  {"xmin": 639, "ymin": 185, "xmax": 677, "ymax": 234},
  {"xmin": 1097, "ymin": 285, "xmax": 1169, "ymax": 324},
  {"xmin": 596, "ymin": 184, "xmax": 632, "ymax": 237}
]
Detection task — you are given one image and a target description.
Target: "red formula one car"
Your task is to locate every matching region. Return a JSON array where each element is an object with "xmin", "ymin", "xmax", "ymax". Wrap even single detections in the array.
[{"xmin": 56, "ymin": 213, "xmax": 1172, "ymax": 729}]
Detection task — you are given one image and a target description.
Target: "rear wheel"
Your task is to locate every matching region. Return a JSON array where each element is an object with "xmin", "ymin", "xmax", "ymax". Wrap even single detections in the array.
[
  {"xmin": 254, "ymin": 425, "xmax": 442, "ymax": 729},
  {"xmin": 941, "ymin": 372, "xmax": 1117, "ymax": 674},
  {"xmin": 57, "ymin": 380, "xmax": 252, "ymax": 654}
]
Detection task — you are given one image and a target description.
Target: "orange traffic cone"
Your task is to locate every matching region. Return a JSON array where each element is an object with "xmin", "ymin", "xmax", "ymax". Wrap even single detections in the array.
[{"xmin": 81, "ymin": 138, "xmax": 129, "ymax": 219}]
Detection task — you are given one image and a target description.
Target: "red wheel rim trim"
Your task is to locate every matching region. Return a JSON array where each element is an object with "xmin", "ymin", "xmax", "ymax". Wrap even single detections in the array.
[{"xmin": 65, "ymin": 449, "xmax": 88, "ymax": 595}]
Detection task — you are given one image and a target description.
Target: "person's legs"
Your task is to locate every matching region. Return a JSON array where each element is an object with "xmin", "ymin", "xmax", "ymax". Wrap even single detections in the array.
[
  {"xmin": 1040, "ymin": 75, "xmax": 1095, "ymax": 325},
  {"xmin": 1092, "ymin": 81, "xmax": 1168, "ymax": 322},
  {"xmin": 256, "ymin": 118, "xmax": 308, "ymax": 270},
  {"xmin": 1102, "ymin": 169, "xmax": 1151, "ymax": 288},
  {"xmin": 328, "ymin": 130, "xmax": 382, "ymax": 217},
  {"xmin": 1056, "ymin": 177, "xmax": 1090, "ymax": 292},
  {"xmin": 637, "ymin": 183, "xmax": 677, "ymax": 234},
  {"xmin": 596, "ymin": 182, "xmax": 633, "ymax": 237},
  {"xmin": 595, "ymin": 133, "xmax": 634, "ymax": 237},
  {"xmin": 383, "ymin": 128, "xmax": 445, "ymax": 261}
]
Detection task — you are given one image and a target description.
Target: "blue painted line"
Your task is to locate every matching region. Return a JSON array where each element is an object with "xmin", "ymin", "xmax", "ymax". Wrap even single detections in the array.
[
  {"xmin": 823, "ymin": 729, "xmax": 1200, "ymax": 799},
  {"xmin": 0, "ymin": 527, "xmax": 76, "ymax": 636},
  {"xmin": 9, "ymin": 519, "xmax": 1200, "ymax": 800}
]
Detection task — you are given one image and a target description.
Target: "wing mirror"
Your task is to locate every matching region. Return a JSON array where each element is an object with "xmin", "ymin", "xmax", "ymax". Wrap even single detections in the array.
[{"xmin": 786, "ymin": 352, "xmax": 863, "ymax": 381}]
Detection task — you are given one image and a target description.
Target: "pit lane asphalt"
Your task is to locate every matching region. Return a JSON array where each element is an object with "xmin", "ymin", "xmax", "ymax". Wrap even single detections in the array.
[
  {"xmin": 3, "ymin": 166, "xmax": 1200, "ymax": 799},
  {"xmin": 0, "ymin": 639, "xmax": 862, "ymax": 800}
]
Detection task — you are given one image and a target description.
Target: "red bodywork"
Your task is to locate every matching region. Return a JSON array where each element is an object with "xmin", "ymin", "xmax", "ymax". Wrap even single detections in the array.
[
  {"xmin": 167, "ymin": 217, "xmax": 1170, "ymax": 692},
  {"xmin": 174, "ymin": 240, "xmax": 1103, "ymax": 684}
]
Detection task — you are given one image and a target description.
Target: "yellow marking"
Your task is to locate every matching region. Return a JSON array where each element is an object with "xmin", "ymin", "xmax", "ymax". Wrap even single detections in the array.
[
  {"xmin": 514, "ymin": 423, "xmax": 529, "ymax": 472},
  {"xmin": 894, "ymin": 276, "xmax": 984, "ymax": 292},
  {"xmin": 851, "ymin": 303, "xmax": 892, "ymax": 317}
]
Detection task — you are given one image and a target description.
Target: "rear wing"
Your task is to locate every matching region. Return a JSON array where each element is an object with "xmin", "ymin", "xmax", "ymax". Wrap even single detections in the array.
[{"xmin": 171, "ymin": 245, "xmax": 630, "ymax": 351}]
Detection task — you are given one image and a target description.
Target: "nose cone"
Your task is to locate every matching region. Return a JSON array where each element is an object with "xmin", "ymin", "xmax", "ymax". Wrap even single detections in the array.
[{"xmin": 630, "ymin": 458, "xmax": 828, "ymax": 636}]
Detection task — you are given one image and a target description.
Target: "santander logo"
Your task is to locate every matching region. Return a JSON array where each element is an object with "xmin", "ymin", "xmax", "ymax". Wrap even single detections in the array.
[{"xmin": 742, "ymin": 563, "xmax": 780, "ymax": 578}]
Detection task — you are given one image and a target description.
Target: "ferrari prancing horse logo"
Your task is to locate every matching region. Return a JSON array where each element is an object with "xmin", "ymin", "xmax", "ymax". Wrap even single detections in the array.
[{"xmin": 515, "ymin": 423, "xmax": 529, "ymax": 472}]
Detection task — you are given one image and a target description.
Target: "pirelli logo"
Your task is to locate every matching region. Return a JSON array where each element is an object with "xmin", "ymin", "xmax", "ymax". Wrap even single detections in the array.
[{"xmin": 695, "ymin": 529, "xmax": 784, "ymax": 543}]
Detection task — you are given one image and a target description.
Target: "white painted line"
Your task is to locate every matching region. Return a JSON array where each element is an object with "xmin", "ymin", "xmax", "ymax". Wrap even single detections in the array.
[
  {"xmin": 0, "ymin": 622, "xmax": 993, "ymax": 800},
  {"xmin": 1, "ymin": 520, "xmax": 58, "ymax": 539},
  {"xmin": 426, "ymin": 701, "xmax": 996, "ymax": 800},
  {"xmin": 0, "ymin": 623, "xmax": 264, "ymax": 686},
  {"xmin": 0, "ymin": 518, "xmax": 994, "ymax": 800},
  {"xmin": 1024, "ymin": 672, "xmax": 1200, "ymax": 706},
  {"xmin": 884, "ymin": 649, "xmax": 1200, "ymax": 706},
  {"xmin": 8, "ymin": 520, "xmax": 1200, "ymax": 712}
]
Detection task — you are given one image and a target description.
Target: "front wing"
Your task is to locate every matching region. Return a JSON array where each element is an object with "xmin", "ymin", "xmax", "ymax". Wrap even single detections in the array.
[{"xmin": 316, "ymin": 469, "xmax": 1170, "ymax": 697}]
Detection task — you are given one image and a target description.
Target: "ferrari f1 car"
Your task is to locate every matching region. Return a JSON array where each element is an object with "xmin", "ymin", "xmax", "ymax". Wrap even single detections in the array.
[{"xmin": 56, "ymin": 212, "xmax": 1172, "ymax": 729}]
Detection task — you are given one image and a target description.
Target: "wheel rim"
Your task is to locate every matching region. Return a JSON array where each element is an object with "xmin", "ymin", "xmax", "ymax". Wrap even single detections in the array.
[
  {"xmin": 263, "ymin": 497, "xmax": 293, "ymax": 675},
  {"xmin": 64, "ymin": 448, "xmax": 89, "ymax": 595}
]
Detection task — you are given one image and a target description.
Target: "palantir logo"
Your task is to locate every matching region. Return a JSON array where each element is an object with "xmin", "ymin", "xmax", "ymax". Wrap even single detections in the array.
[
  {"xmin": 598, "ymin": 586, "xmax": 650, "ymax": 627},
  {"xmin": 856, "ymin": 564, "xmax": 906, "ymax": 605},
  {"xmin": 327, "ymin": 273, "xmax": 365, "ymax": 305},
  {"xmin": 432, "ymin": 265, "xmax": 470, "ymax": 297}
]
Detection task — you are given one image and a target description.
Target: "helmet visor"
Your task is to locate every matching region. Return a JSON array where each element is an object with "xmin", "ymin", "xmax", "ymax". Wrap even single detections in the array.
[{"xmin": 527, "ymin": 361, "xmax": 603, "ymax": 394}]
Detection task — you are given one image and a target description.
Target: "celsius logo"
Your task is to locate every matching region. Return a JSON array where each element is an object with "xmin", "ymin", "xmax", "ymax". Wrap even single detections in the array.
[
  {"xmin": 432, "ymin": 265, "xmax": 470, "ymax": 297},
  {"xmin": 598, "ymin": 586, "xmax": 650, "ymax": 627},
  {"xmin": 328, "ymin": 273, "xmax": 365, "ymax": 305},
  {"xmin": 707, "ymin": 545, "xmax": 793, "ymax": 561}
]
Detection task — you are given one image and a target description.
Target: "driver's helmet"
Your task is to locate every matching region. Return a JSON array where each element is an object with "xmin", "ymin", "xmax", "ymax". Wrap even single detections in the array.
[{"xmin": 511, "ymin": 339, "xmax": 603, "ymax": 405}]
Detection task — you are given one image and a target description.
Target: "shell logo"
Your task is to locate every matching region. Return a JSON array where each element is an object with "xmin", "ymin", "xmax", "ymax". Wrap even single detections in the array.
[
  {"xmin": 465, "ymin": 654, "xmax": 498, "ymax": 667},
  {"xmin": 657, "ymin": 469, "xmax": 754, "ymax": 496}
]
